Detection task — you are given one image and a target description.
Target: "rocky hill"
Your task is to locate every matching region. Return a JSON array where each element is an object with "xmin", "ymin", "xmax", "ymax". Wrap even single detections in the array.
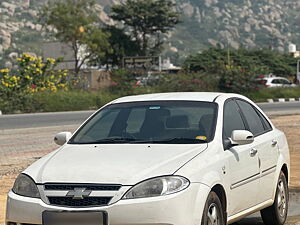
[{"xmin": 0, "ymin": 0, "xmax": 299, "ymax": 67}]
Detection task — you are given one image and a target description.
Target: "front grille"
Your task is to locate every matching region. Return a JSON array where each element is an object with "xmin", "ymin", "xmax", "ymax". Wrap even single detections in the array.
[
  {"xmin": 44, "ymin": 184, "xmax": 121, "ymax": 191},
  {"xmin": 48, "ymin": 196, "xmax": 112, "ymax": 207}
]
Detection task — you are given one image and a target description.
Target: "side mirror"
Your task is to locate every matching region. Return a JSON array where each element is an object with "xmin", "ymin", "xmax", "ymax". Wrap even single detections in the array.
[
  {"xmin": 224, "ymin": 130, "xmax": 254, "ymax": 150},
  {"xmin": 231, "ymin": 130, "xmax": 254, "ymax": 145},
  {"xmin": 54, "ymin": 132, "xmax": 72, "ymax": 146}
]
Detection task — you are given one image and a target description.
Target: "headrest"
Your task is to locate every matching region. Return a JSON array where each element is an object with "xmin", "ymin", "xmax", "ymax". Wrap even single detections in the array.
[
  {"xmin": 199, "ymin": 114, "xmax": 214, "ymax": 126},
  {"xmin": 145, "ymin": 108, "xmax": 171, "ymax": 119},
  {"xmin": 166, "ymin": 115, "xmax": 189, "ymax": 128}
]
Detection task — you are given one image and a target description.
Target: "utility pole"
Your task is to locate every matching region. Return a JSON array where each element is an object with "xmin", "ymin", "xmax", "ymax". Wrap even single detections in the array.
[
  {"xmin": 226, "ymin": 33, "xmax": 231, "ymax": 67},
  {"xmin": 297, "ymin": 60, "xmax": 300, "ymax": 83}
]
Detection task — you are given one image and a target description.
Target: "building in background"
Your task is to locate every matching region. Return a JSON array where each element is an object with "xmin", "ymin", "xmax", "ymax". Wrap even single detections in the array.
[
  {"xmin": 43, "ymin": 42, "xmax": 111, "ymax": 90},
  {"xmin": 289, "ymin": 43, "xmax": 300, "ymax": 58}
]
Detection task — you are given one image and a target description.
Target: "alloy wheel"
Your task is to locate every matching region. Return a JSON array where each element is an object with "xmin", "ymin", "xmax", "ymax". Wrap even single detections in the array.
[
  {"xmin": 277, "ymin": 180, "xmax": 287, "ymax": 218},
  {"xmin": 207, "ymin": 203, "xmax": 220, "ymax": 225}
]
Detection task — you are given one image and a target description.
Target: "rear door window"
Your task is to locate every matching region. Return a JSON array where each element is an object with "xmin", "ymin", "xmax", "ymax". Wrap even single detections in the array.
[{"xmin": 280, "ymin": 79, "xmax": 291, "ymax": 85}]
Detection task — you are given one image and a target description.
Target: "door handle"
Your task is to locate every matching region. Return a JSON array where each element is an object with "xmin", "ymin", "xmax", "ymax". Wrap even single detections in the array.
[
  {"xmin": 250, "ymin": 148, "xmax": 258, "ymax": 157},
  {"xmin": 272, "ymin": 140, "xmax": 278, "ymax": 146}
]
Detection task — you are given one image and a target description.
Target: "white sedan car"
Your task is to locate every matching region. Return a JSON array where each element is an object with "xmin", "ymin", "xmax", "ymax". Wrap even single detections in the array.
[
  {"xmin": 257, "ymin": 76, "xmax": 296, "ymax": 88},
  {"xmin": 6, "ymin": 92, "xmax": 290, "ymax": 225}
]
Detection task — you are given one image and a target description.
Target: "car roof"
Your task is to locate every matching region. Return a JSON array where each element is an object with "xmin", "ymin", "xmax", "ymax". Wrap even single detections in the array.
[
  {"xmin": 265, "ymin": 76, "xmax": 288, "ymax": 80},
  {"xmin": 111, "ymin": 92, "xmax": 237, "ymax": 104}
]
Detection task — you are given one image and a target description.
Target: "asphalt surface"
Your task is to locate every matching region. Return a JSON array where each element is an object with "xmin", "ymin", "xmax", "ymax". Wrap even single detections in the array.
[
  {"xmin": 0, "ymin": 101, "xmax": 299, "ymax": 130},
  {"xmin": 236, "ymin": 190, "xmax": 300, "ymax": 224},
  {"xmin": 258, "ymin": 101, "xmax": 300, "ymax": 116},
  {"xmin": 0, "ymin": 110, "xmax": 94, "ymax": 130}
]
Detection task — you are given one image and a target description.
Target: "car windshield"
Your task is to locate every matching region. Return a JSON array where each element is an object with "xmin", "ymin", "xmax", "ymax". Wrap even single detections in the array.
[{"xmin": 69, "ymin": 101, "xmax": 218, "ymax": 144}]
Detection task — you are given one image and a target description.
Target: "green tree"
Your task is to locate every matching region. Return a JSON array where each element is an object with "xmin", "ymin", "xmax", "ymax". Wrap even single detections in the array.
[
  {"xmin": 40, "ymin": 0, "xmax": 111, "ymax": 75},
  {"xmin": 100, "ymin": 26, "xmax": 140, "ymax": 67},
  {"xmin": 184, "ymin": 47, "xmax": 298, "ymax": 78},
  {"xmin": 111, "ymin": 0, "xmax": 180, "ymax": 56}
]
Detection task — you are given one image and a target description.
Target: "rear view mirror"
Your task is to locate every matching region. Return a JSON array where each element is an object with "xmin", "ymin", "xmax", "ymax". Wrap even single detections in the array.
[
  {"xmin": 231, "ymin": 130, "xmax": 254, "ymax": 145},
  {"xmin": 224, "ymin": 130, "xmax": 254, "ymax": 150},
  {"xmin": 54, "ymin": 132, "xmax": 72, "ymax": 146}
]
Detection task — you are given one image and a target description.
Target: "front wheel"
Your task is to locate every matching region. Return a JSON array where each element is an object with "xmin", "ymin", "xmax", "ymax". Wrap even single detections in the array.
[
  {"xmin": 201, "ymin": 191, "xmax": 225, "ymax": 225},
  {"xmin": 260, "ymin": 171, "xmax": 289, "ymax": 225}
]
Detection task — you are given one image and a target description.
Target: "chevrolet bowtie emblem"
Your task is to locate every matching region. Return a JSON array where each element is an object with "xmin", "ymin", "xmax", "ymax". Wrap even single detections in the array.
[{"xmin": 66, "ymin": 188, "xmax": 92, "ymax": 200}]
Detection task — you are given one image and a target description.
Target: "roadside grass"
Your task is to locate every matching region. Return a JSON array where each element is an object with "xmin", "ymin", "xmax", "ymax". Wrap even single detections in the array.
[
  {"xmin": 31, "ymin": 90, "xmax": 120, "ymax": 112},
  {"xmin": 1, "ymin": 87, "xmax": 300, "ymax": 114},
  {"xmin": 244, "ymin": 86, "xmax": 300, "ymax": 102}
]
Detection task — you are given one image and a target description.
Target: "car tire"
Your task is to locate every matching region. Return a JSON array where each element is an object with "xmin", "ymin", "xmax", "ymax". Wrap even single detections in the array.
[
  {"xmin": 260, "ymin": 171, "xmax": 289, "ymax": 225},
  {"xmin": 201, "ymin": 191, "xmax": 225, "ymax": 225}
]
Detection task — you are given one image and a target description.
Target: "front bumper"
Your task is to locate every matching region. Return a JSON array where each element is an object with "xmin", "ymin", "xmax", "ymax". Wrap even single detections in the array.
[{"xmin": 6, "ymin": 183, "xmax": 210, "ymax": 225}]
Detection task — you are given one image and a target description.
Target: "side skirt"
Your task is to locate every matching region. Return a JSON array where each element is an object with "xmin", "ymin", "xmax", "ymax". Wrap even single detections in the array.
[{"xmin": 227, "ymin": 199, "xmax": 274, "ymax": 224}]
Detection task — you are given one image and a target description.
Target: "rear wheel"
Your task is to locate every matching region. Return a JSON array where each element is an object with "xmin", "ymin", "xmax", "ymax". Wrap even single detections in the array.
[
  {"xmin": 260, "ymin": 171, "xmax": 288, "ymax": 225},
  {"xmin": 201, "ymin": 191, "xmax": 225, "ymax": 225}
]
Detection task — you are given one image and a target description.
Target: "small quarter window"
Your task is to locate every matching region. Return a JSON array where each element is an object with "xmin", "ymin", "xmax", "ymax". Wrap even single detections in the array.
[{"xmin": 236, "ymin": 100, "xmax": 265, "ymax": 136}]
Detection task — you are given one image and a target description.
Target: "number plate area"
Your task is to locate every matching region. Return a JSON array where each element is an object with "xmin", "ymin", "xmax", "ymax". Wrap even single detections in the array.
[{"xmin": 43, "ymin": 211, "xmax": 108, "ymax": 225}]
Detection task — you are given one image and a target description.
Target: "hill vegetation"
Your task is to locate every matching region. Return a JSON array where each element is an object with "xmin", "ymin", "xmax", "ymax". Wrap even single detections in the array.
[{"xmin": 1, "ymin": 0, "xmax": 300, "ymax": 66}]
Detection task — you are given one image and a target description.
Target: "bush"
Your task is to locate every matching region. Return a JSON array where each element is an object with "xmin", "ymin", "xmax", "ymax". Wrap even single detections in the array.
[
  {"xmin": 154, "ymin": 72, "xmax": 219, "ymax": 92},
  {"xmin": 32, "ymin": 90, "xmax": 121, "ymax": 112},
  {"xmin": 109, "ymin": 69, "xmax": 138, "ymax": 95},
  {"xmin": 219, "ymin": 67, "xmax": 258, "ymax": 93},
  {"xmin": 0, "ymin": 53, "xmax": 70, "ymax": 113}
]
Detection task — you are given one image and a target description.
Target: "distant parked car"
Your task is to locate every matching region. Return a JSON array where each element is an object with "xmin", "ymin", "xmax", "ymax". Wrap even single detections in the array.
[{"xmin": 257, "ymin": 75, "xmax": 297, "ymax": 88}]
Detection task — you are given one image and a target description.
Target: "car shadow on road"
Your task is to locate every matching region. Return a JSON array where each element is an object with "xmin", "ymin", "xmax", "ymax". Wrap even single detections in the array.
[{"xmin": 233, "ymin": 217, "xmax": 264, "ymax": 225}]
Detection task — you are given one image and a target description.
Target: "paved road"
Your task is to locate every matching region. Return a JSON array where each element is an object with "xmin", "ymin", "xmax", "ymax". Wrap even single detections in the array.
[
  {"xmin": 237, "ymin": 190, "xmax": 300, "ymax": 224},
  {"xmin": 0, "ymin": 110, "xmax": 93, "ymax": 130},
  {"xmin": 0, "ymin": 102, "xmax": 299, "ymax": 130},
  {"xmin": 258, "ymin": 101, "xmax": 300, "ymax": 116}
]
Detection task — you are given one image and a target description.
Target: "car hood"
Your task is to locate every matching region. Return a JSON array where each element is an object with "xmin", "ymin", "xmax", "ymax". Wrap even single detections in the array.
[{"xmin": 24, "ymin": 143, "xmax": 207, "ymax": 185}]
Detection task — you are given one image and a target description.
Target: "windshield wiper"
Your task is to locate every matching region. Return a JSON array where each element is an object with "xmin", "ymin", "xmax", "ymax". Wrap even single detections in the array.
[
  {"xmin": 74, "ymin": 137, "xmax": 137, "ymax": 144},
  {"xmin": 133, "ymin": 138, "xmax": 207, "ymax": 144},
  {"xmin": 72, "ymin": 137, "xmax": 207, "ymax": 144}
]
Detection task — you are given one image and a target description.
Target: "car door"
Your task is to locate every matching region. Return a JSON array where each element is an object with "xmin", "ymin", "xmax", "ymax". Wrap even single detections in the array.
[
  {"xmin": 271, "ymin": 79, "xmax": 281, "ymax": 87},
  {"xmin": 236, "ymin": 99, "xmax": 279, "ymax": 202},
  {"xmin": 280, "ymin": 78, "xmax": 292, "ymax": 87},
  {"xmin": 223, "ymin": 99, "xmax": 260, "ymax": 215}
]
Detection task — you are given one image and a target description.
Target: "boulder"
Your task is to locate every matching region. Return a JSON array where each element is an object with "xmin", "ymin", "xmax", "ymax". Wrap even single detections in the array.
[
  {"xmin": 1, "ymin": 2, "xmax": 16, "ymax": 16},
  {"xmin": 204, "ymin": 0, "xmax": 218, "ymax": 7},
  {"xmin": 244, "ymin": 23, "xmax": 251, "ymax": 32},
  {"xmin": 27, "ymin": 9, "xmax": 38, "ymax": 17},
  {"xmin": 5, "ymin": 61, "xmax": 13, "ymax": 69},
  {"xmin": 21, "ymin": 0, "xmax": 30, "ymax": 8},
  {"xmin": 25, "ymin": 21, "xmax": 35, "ymax": 30},
  {"xmin": 181, "ymin": 3, "xmax": 194, "ymax": 18},
  {"xmin": 35, "ymin": 24, "xmax": 42, "ymax": 31},
  {"xmin": 208, "ymin": 38, "xmax": 219, "ymax": 47},
  {"xmin": 8, "ymin": 52, "xmax": 18, "ymax": 60},
  {"xmin": 0, "ymin": 29, "xmax": 11, "ymax": 50}
]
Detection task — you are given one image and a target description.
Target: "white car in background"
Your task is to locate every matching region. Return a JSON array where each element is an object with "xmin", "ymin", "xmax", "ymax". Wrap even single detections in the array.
[
  {"xmin": 6, "ymin": 92, "xmax": 290, "ymax": 225},
  {"xmin": 257, "ymin": 75, "xmax": 296, "ymax": 88}
]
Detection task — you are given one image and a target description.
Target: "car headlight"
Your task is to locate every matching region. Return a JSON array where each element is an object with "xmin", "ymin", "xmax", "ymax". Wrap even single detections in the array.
[
  {"xmin": 123, "ymin": 176, "xmax": 190, "ymax": 199},
  {"xmin": 12, "ymin": 174, "xmax": 40, "ymax": 198}
]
